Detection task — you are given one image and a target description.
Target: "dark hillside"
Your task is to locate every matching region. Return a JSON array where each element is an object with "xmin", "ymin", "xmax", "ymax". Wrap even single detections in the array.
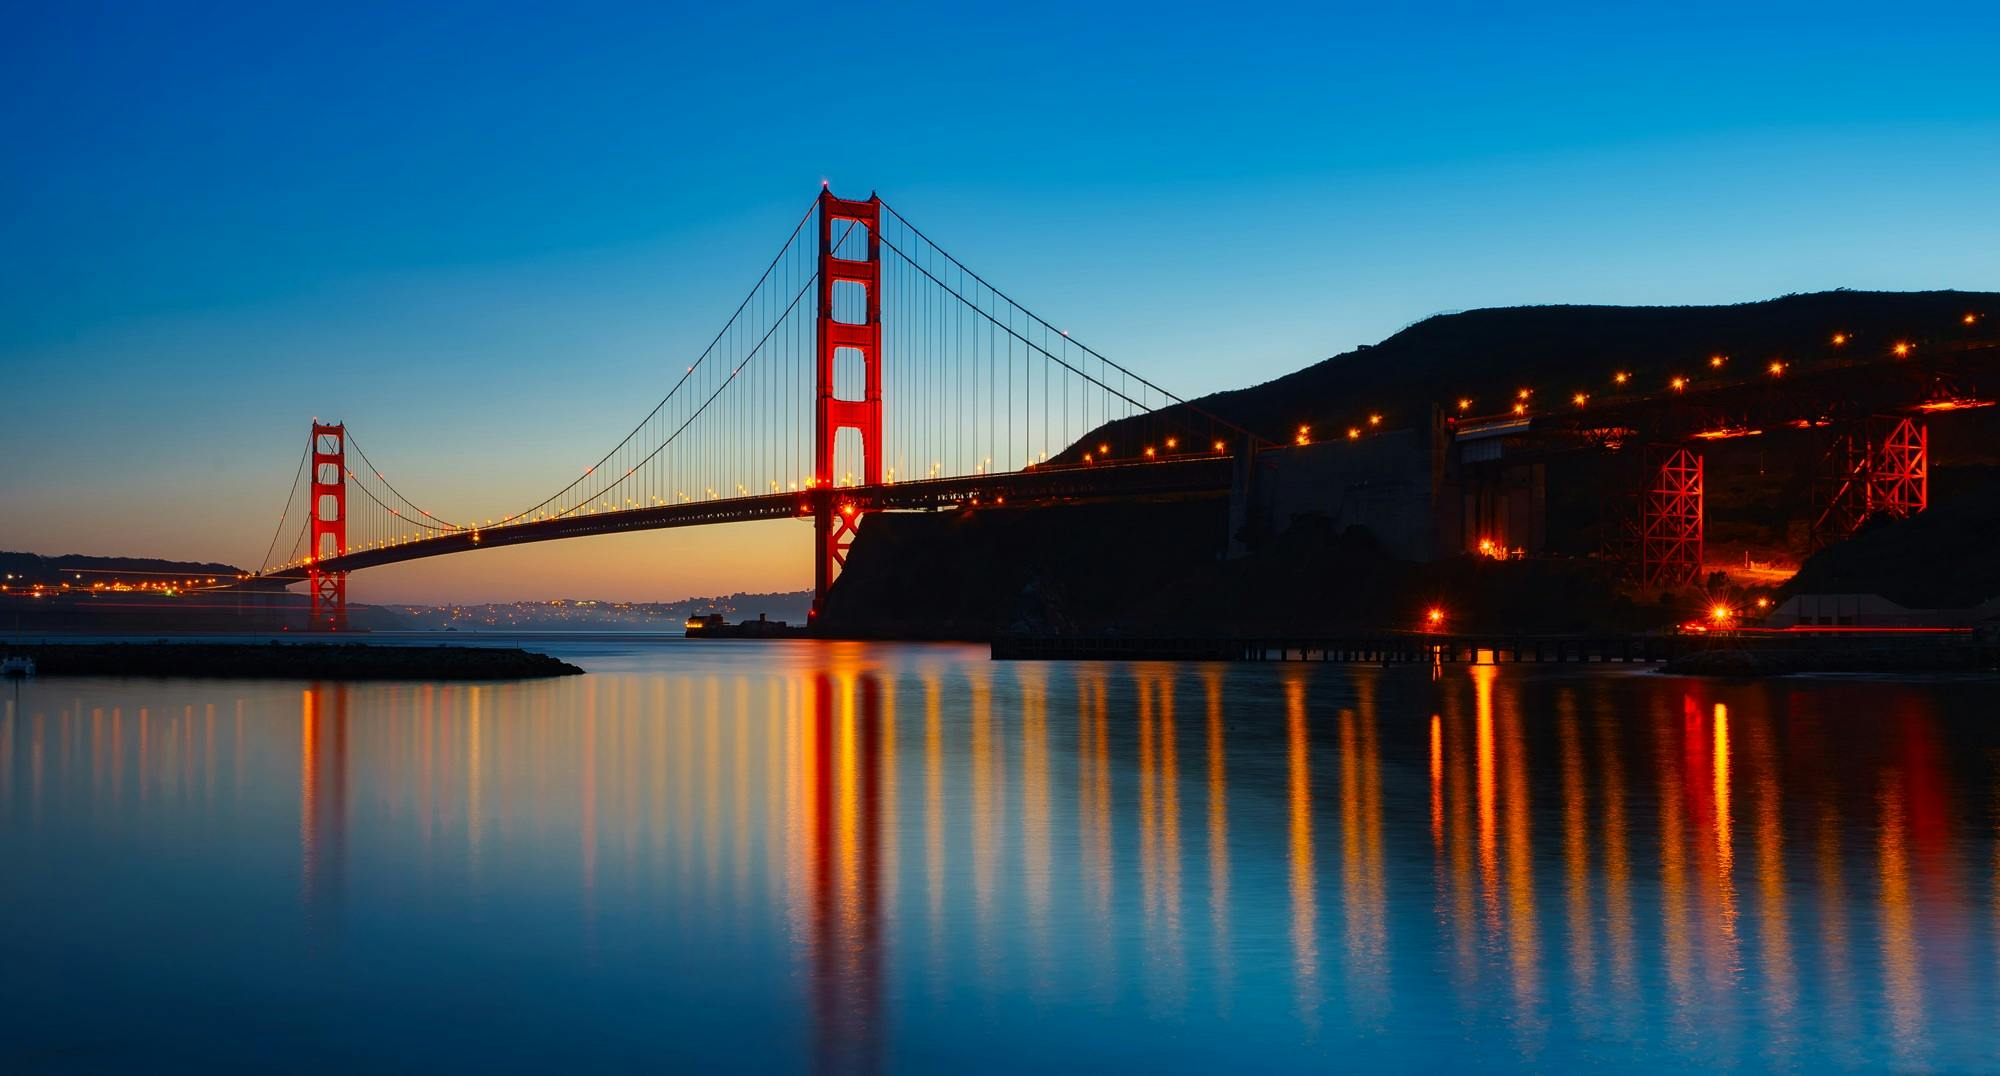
[
  {"xmin": 1783, "ymin": 471, "xmax": 2000, "ymax": 609},
  {"xmin": 1075, "ymin": 290, "xmax": 1998, "ymax": 453}
]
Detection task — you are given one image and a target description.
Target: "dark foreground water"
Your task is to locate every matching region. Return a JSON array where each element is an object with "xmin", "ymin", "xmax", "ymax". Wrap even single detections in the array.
[{"xmin": 3, "ymin": 639, "xmax": 1999, "ymax": 1072}]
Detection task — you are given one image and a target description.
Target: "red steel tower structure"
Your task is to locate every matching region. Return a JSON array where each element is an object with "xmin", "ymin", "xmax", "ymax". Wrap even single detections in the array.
[
  {"xmin": 1639, "ymin": 445, "xmax": 1703, "ymax": 588},
  {"xmin": 812, "ymin": 189, "xmax": 884, "ymax": 617},
  {"xmin": 308, "ymin": 422, "xmax": 348, "ymax": 631},
  {"xmin": 1812, "ymin": 415, "xmax": 1928, "ymax": 547}
]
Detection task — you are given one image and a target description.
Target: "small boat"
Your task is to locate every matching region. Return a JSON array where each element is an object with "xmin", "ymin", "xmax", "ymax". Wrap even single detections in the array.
[{"xmin": 1, "ymin": 655, "xmax": 33, "ymax": 679}]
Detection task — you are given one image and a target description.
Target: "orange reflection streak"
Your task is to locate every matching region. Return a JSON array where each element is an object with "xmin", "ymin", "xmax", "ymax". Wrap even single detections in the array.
[
  {"xmin": 676, "ymin": 679, "xmax": 695, "ymax": 883},
  {"xmin": 1429, "ymin": 713, "xmax": 1443, "ymax": 850},
  {"xmin": 1473, "ymin": 666, "xmax": 1500, "ymax": 937},
  {"xmin": 836, "ymin": 673, "xmax": 859, "ymax": 966},
  {"xmin": 467, "ymin": 686, "xmax": 482, "ymax": 873},
  {"xmin": 1556, "ymin": 694, "xmax": 1595, "ymax": 1015},
  {"xmin": 300, "ymin": 689, "xmax": 317, "ymax": 890},
  {"xmin": 1747, "ymin": 716, "xmax": 1795, "ymax": 1062},
  {"xmin": 1347, "ymin": 683, "xmax": 1388, "ymax": 1027},
  {"xmin": 1284, "ymin": 674, "xmax": 1319, "ymax": 1028},
  {"xmin": 878, "ymin": 675, "xmax": 897, "ymax": 924},
  {"xmin": 299, "ymin": 684, "xmax": 348, "ymax": 931},
  {"xmin": 1657, "ymin": 699, "xmax": 1694, "ymax": 1041},
  {"xmin": 1204, "ymin": 669, "xmax": 1231, "ymax": 1008},
  {"xmin": 138, "ymin": 706, "xmax": 148, "ymax": 804},
  {"xmin": 1499, "ymin": 672, "xmax": 1542, "ymax": 1040},
  {"xmin": 1138, "ymin": 675, "xmax": 1157, "ymax": 928},
  {"xmin": 1157, "ymin": 669, "xmax": 1185, "ymax": 1007},
  {"xmin": 923, "ymin": 672, "xmax": 944, "ymax": 956},
  {"xmin": 1445, "ymin": 691, "xmax": 1477, "ymax": 990},
  {"xmin": 1814, "ymin": 800, "xmax": 1860, "ymax": 1063},
  {"xmin": 734, "ymin": 678, "xmax": 758, "ymax": 904},
  {"xmin": 1712, "ymin": 703, "xmax": 1739, "ymax": 962},
  {"xmin": 581, "ymin": 685, "xmax": 597, "ymax": 919},
  {"xmin": 1077, "ymin": 669, "xmax": 1114, "ymax": 953},
  {"xmin": 1877, "ymin": 772, "xmax": 1925, "ymax": 1067},
  {"xmin": 1016, "ymin": 665, "xmax": 1051, "ymax": 985},
  {"xmin": 1594, "ymin": 702, "xmax": 1637, "ymax": 1030},
  {"xmin": 968, "ymin": 666, "xmax": 996, "ymax": 936},
  {"xmin": 705, "ymin": 679, "xmax": 724, "ymax": 898}
]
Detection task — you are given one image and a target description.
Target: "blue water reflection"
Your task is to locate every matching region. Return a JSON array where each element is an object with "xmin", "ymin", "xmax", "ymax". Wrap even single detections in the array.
[{"xmin": 2, "ymin": 640, "xmax": 1997, "ymax": 1071}]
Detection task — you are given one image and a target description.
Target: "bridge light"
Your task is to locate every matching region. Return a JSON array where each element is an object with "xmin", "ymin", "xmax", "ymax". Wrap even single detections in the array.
[
  {"xmin": 1346, "ymin": 427, "xmax": 1361, "ymax": 440},
  {"xmin": 1368, "ymin": 413, "xmax": 1382, "ymax": 426},
  {"xmin": 1572, "ymin": 392, "xmax": 1588, "ymax": 407},
  {"xmin": 1768, "ymin": 360, "xmax": 1786, "ymax": 376},
  {"xmin": 1670, "ymin": 376, "xmax": 1687, "ymax": 391},
  {"xmin": 1426, "ymin": 607, "xmax": 1445, "ymax": 629},
  {"xmin": 1709, "ymin": 354, "xmax": 1727, "ymax": 369},
  {"xmin": 1083, "ymin": 453, "xmax": 1093, "ymax": 464},
  {"xmin": 1098, "ymin": 443, "xmax": 1109, "ymax": 456},
  {"xmin": 1165, "ymin": 436, "xmax": 1178, "ymax": 449},
  {"xmin": 1755, "ymin": 596, "xmax": 1771, "ymax": 610},
  {"xmin": 1517, "ymin": 388, "xmax": 1532, "ymax": 400},
  {"xmin": 1144, "ymin": 446, "xmax": 1156, "ymax": 459},
  {"xmin": 1295, "ymin": 426, "xmax": 1310, "ymax": 446},
  {"xmin": 1512, "ymin": 402, "xmax": 1527, "ymax": 415},
  {"xmin": 1893, "ymin": 341, "xmax": 1913, "ymax": 357},
  {"xmin": 1831, "ymin": 332, "xmax": 1848, "ymax": 346},
  {"xmin": 1613, "ymin": 372, "xmax": 1630, "ymax": 386},
  {"xmin": 1964, "ymin": 313, "xmax": 1978, "ymax": 325},
  {"xmin": 1709, "ymin": 603, "xmax": 1734, "ymax": 625},
  {"xmin": 1458, "ymin": 398, "xmax": 1473, "ymax": 412},
  {"xmin": 1213, "ymin": 439, "xmax": 1226, "ymax": 453}
]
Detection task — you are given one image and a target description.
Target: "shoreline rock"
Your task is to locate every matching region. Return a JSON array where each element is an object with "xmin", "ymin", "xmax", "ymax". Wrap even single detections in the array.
[{"xmin": 2, "ymin": 641, "xmax": 585, "ymax": 680}]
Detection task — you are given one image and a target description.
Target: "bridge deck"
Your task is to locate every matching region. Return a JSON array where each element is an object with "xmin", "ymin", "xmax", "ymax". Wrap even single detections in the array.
[{"xmin": 262, "ymin": 456, "xmax": 1232, "ymax": 581}]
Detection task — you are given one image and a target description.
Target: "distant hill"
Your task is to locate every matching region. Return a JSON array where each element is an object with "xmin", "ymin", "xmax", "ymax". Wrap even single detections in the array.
[
  {"xmin": 0, "ymin": 551, "xmax": 247, "ymax": 587},
  {"xmin": 1082, "ymin": 289, "xmax": 1999, "ymax": 451}
]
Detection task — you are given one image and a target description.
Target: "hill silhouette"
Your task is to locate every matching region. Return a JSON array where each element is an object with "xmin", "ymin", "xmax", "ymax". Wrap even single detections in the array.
[{"xmin": 1078, "ymin": 289, "xmax": 1998, "ymax": 451}]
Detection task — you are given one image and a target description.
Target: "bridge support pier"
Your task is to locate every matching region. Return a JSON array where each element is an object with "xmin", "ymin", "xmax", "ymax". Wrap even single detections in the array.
[
  {"xmin": 811, "ymin": 189, "xmax": 884, "ymax": 619},
  {"xmin": 1639, "ymin": 445, "xmax": 1703, "ymax": 588},
  {"xmin": 308, "ymin": 422, "xmax": 348, "ymax": 631},
  {"xmin": 1812, "ymin": 415, "xmax": 1928, "ymax": 548}
]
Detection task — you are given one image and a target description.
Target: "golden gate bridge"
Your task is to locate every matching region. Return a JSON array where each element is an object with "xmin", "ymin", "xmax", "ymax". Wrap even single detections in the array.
[
  {"xmin": 244, "ymin": 186, "xmax": 1995, "ymax": 630},
  {"xmin": 254, "ymin": 187, "xmax": 1262, "ymax": 629}
]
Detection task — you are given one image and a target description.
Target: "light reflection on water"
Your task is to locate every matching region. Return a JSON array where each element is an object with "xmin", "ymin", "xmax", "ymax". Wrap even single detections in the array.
[{"xmin": 2, "ymin": 640, "xmax": 1999, "ymax": 1072}]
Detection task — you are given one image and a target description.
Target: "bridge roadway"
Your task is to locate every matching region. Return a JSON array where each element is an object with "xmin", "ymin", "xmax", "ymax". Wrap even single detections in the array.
[{"xmin": 261, "ymin": 455, "xmax": 1234, "ymax": 582}]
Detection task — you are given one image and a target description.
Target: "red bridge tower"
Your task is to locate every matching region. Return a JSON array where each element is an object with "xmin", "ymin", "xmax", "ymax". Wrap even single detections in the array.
[
  {"xmin": 308, "ymin": 422, "xmax": 348, "ymax": 631},
  {"xmin": 812, "ymin": 188, "xmax": 883, "ymax": 618}
]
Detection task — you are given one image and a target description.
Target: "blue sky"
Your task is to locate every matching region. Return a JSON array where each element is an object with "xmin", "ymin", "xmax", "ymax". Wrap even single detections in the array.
[{"xmin": 3, "ymin": 1, "xmax": 1997, "ymax": 601}]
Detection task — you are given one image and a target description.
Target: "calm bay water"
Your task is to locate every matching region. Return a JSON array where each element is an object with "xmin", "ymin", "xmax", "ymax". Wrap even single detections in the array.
[{"xmin": 3, "ymin": 638, "xmax": 1998, "ymax": 1072}]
